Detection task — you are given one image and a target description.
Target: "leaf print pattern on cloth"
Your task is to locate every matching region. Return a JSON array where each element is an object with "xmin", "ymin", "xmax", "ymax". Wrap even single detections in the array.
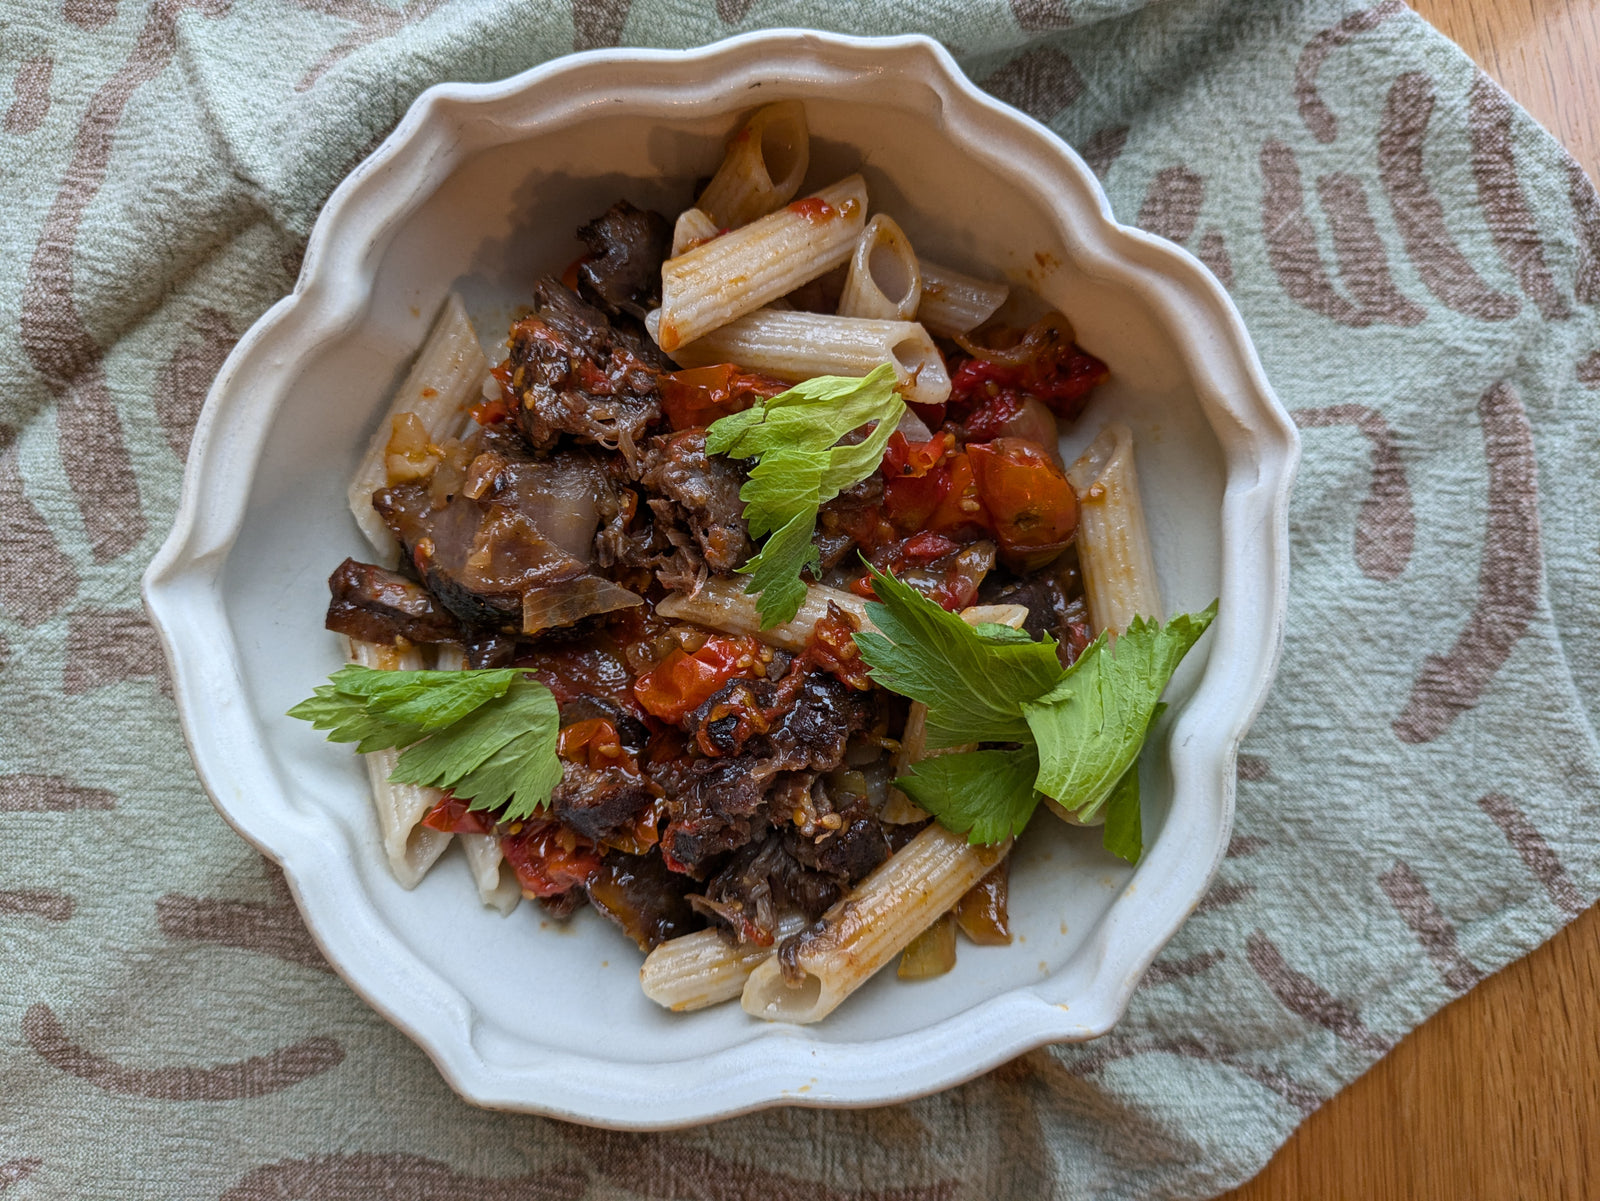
[
  {"xmin": 1579, "ymin": 350, "xmax": 1600, "ymax": 388},
  {"xmin": 0, "ymin": 890, "xmax": 76, "ymax": 921},
  {"xmin": 63, "ymin": 606, "xmax": 170, "ymax": 695},
  {"xmin": 1292, "ymin": 404, "xmax": 1415, "ymax": 580},
  {"xmin": 0, "ymin": 437, "xmax": 78, "ymax": 626},
  {"xmin": 64, "ymin": 0, "xmax": 117, "ymax": 30},
  {"xmin": 1378, "ymin": 860, "xmax": 1482, "ymax": 993},
  {"xmin": 1077, "ymin": 125, "xmax": 1128, "ymax": 179},
  {"xmin": 555, "ymin": 1126, "xmax": 961, "ymax": 1201},
  {"xmin": 1315, "ymin": 172, "xmax": 1426, "ymax": 325},
  {"xmin": 715, "ymin": 0, "xmax": 752, "ymax": 23},
  {"xmin": 19, "ymin": 0, "xmax": 230, "ymax": 565},
  {"xmin": 1193, "ymin": 879, "xmax": 1256, "ymax": 914},
  {"xmin": 157, "ymin": 861, "xmax": 330, "ymax": 972},
  {"xmin": 1260, "ymin": 139, "xmax": 1371, "ymax": 326},
  {"xmin": 1294, "ymin": 0, "xmax": 1406, "ymax": 143},
  {"xmin": 0, "ymin": 774, "xmax": 114, "ymax": 811},
  {"xmin": 1010, "ymin": 0, "xmax": 1073, "ymax": 32},
  {"xmin": 0, "ymin": 1159, "xmax": 43, "ymax": 1193},
  {"xmin": 1468, "ymin": 75, "xmax": 1571, "ymax": 321},
  {"xmin": 1477, "ymin": 793, "xmax": 1585, "ymax": 919},
  {"xmin": 572, "ymin": 0, "xmax": 632, "ymax": 51},
  {"xmin": 1565, "ymin": 156, "xmax": 1600, "ymax": 305},
  {"xmin": 980, "ymin": 48, "xmax": 1084, "ymax": 122},
  {"xmin": 4, "ymin": 57, "xmax": 52, "ymax": 136},
  {"xmin": 1137, "ymin": 164, "xmax": 1203, "ymax": 244},
  {"xmin": 1394, "ymin": 381, "xmax": 1541, "ymax": 743},
  {"xmin": 1141, "ymin": 949, "xmax": 1226, "ymax": 987},
  {"xmin": 222, "ymin": 1155, "xmax": 590, "ymax": 1201},
  {"xmin": 1245, "ymin": 931, "xmax": 1392, "ymax": 1055},
  {"xmin": 22, "ymin": 1004, "xmax": 344, "ymax": 1099},
  {"xmin": 1067, "ymin": 1033, "xmax": 1324, "ymax": 1116},
  {"xmin": 289, "ymin": 0, "xmax": 451, "ymax": 93},
  {"xmin": 156, "ymin": 308, "xmax": 237, "ymax": 459},
  {"xmin": 1378, "ymin": 72, "xmax": 1519, "ymax": 321}
]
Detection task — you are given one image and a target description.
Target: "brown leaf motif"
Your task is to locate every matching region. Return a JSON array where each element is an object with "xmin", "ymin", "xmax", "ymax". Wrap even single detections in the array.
[
  {"xmin": 23, "ymin": 1004, "xmax": 344, "ymax": 1100},
  {"xmin": 1394, "ymin": 381, "xmax": 1541, "ymax": 743},
  {"xmin": 223, "ymin": 1155, "xmax": 589, "ymax": 1201},
  {"xmin": 1292, "ymin": 403, "xmax": 1415, "ymax": 580},
  {"xmin": 980, "ymin": 48, "xmax": 1084, "ymax": 123},
  {"xmin": 1294, "ymin": 0, "xmax": 1406, "ymax": 143},
  {"xmin": 1245, "ymin": 931, "xmax": 1391, "ymax": 1055}
]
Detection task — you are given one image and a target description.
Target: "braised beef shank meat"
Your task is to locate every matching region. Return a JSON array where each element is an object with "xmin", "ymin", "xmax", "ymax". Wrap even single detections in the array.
[
  {"xmin": 324, "ymin": 557, "xmax": 464, "ymax": 645},
  {"xmin": 575, "ymin": 201, "xmax": 672, "ymax": 322},
  {"xmin": 587, "ymin": 849, "xmax": 698, "ymax": 951},
  {"xmin": 507, "ymin": 279, "xmax": 667, "ymax": 459},
  {"xmin": 691, "ymin": 833, "xmax": 843, "ymax": 945},
  {"xmin": 638, "ymin": 430, "xmax": 752, "ymax": 576},
  {"xmin": 551, "ymin": 760, "xmax": 655, "ymax": 843}
]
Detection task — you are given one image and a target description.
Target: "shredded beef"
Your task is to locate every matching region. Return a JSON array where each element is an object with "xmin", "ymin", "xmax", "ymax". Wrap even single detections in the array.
[
  {"xmin": 506, "ymin": 279, "xmax": 666, "ymax": 461},
  {"xmin": 977, "ymin": 554, "xmax": 1092, "ymax": 667},
  {"xmin": 575, "ymin": 201, "xmax": 672, "ymax": 322},
  {"xmin": 690, "ymin": 833, "xmax": 842, "ymax": 944},
  {"xmin": 551, "ymin": 760, "xmax": 655, "ymax": 842},
  {"xmin": 324, "ymin": 558, "xmax": 463, "ymax": 645},
  {"xmin": 656, "ymin": 755, "xmax": 775, "ymax": 878},
  {"xmin": 638, "ymin": 430, "xmax": 751, "ymax": 577},
  {"xmin": 587, "ymin": 849, "xmax": 698, "ymax": 950},
  {"xmin": 783, "ymin": 808, "xmax": 890, "ymax": 881}
]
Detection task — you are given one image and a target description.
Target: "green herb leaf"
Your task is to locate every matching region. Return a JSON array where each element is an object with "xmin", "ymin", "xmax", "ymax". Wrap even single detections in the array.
[
  {"xmin": 1100, "ymin": 761, "xmax": 1143, "ymax": 864},
  {"xmin": 853, "ymin": 564, "xmax": 1063, "ymax": 748},
  {"xmin": 288, "ymin": 665, "xmax": 562, "ymax": 820},
  {"xmin": 895, "ymin": 746, "xmax": 1042, "ymax": 844},
  {"xmin": 706, "ymin": 364, "xmax": 905, "ymax": 626},
  {"xmin": 1021, "ymin": 603, "xmax": 1216, "ymax": 821},
  {"xmin": 390, "ymin": 680, "xmax": 561, "ymax": 820}
]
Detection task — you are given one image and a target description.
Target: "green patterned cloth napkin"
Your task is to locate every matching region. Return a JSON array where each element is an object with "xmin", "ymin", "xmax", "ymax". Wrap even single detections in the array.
[{"xmin": 4, "ymin": 1, "xmax": 1597, "ymax": 1197}]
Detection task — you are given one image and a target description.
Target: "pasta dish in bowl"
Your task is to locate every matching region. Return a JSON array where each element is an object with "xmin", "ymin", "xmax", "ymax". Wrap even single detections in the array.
[{"xmin": 143, "ymin": 31, "xmax": 1296, "ymax": 1126}]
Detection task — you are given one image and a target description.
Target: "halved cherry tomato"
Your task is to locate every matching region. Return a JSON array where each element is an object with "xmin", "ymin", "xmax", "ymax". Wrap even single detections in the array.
[
  {"xmin": 632, "ymin": 635, "xmax": 766, "ymax": 724},
  {"xmin": 949, "ymin": 336, "xmax": 1108, "ymax": 422},
  {"xmin": 499, "ymin": 821, "xmax": 602, "ymax": 898},
  {"xmin": 558, "ymin": 718, "xmax": 635, "ymax": 773},
  {"xmin": 421, "ymin": 793, "xmax": 498, "ymax": 836},
  {"xmin": 967, "ymin": 437, "xmax": 1078, "ymax": 571},
  {"xmin": 659, "ymin": 364, "xmax": 788, "ymax": 430}
]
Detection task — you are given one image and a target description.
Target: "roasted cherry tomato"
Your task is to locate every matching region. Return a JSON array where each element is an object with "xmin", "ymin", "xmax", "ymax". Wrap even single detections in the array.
[
  {"xmin": 659, "ymin": 363, "xmax": 788, "ymax": 430},
  {"xmin": 948, "ymin": 314, "xmax": 1109, "ymax": 422},
  {"xmin": 558, "ymin": 718, "xmax": 634, "ymax": 773},
  {"xmin": 500, "ymin": 822, "xmax": 602, "ymax": 898},
  {"xmin": 421, "ymin": 793, "xmax": 498, "ymax": 836},
  {"xmin": 967, "ymin": 437, "xmax": 1078, "ymax": 571},
  {"xmin": 632, "ymin": 635, "xmax": 766, "ymax": 724}
]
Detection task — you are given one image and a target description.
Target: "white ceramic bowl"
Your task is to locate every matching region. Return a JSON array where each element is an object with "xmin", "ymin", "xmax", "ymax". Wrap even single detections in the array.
[{"xmin": 143, "ymin": 30, "xmax": 1297, "ymax": 1128}]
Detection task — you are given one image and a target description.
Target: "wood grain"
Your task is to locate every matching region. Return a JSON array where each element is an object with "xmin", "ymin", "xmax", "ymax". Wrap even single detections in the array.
[{"xmin": 1224, "ymin": 3, "xmax": 1600, "ymax": 1197}]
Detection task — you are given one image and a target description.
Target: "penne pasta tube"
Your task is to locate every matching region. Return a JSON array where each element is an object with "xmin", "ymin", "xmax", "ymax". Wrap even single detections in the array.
[
  {"xmin": 1065, "ymin": 423, "xmax": 1162, "ymax": 637},
  {"xmin": 655, "ymin": 576, "xmax": 873, "ymax": 651},
  {"xmin": 655, "ymin": 308, "xmax": 952, "ymax": 408},
  {"xmin": 461, "ymin": 833, "xmax": 520, "ymax": 915},
  {"xmin": 742, "ymin": 824, "xmax": 1012, "ymax": 1023},
  {"xmin": 640, "ymin": 913, "xmax": 808, "ymax": 1012},
  {"xmin": 883, "ymin": 604, "xmax": 1029, "ymax": 824},
  {"xmin": 671, "ymin": 207, "xmax": 721, "ymax": 257},
  {"xmin": 838, "ymin": 214, "xmax": 922, "ymax": 321},
  {"xmin": 345, "ymin": 638, "xmax": 452, "ymax": 888},
  {"xmin": 694, "ymin": 100, "xmax": 810, "ymax": 229},
  {"xmin": 347, "ymin": 292, "xmax": 490, "ymax": 555},
  {"xmin": 915, "ymin": 259, "xmax": 1010, "ymax": 337},
  {"xmin": 655, "ymin": 174, "xmax": 868, "ymax": 353},
  {"xmin": 1044, "ymin": 424, "xmax": 1162, "ymax": 829}
]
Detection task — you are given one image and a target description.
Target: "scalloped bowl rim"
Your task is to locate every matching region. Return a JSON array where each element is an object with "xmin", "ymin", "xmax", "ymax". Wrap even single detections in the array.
[{"xmin": 143, "ymin": 29, "xmax": 1298, "ymax": 1128}]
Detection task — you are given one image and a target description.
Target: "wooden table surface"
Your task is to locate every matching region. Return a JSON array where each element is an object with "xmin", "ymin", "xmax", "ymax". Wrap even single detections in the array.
[{"xmin": 1223, "ymin": 2, "xmax": 1600, "ymax": 1198}]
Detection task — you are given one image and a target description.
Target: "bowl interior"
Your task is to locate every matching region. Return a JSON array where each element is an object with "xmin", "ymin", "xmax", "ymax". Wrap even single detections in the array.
[{"xmin": 218, "ymin": 84, "xmax": 1224, "ymax": 1064}]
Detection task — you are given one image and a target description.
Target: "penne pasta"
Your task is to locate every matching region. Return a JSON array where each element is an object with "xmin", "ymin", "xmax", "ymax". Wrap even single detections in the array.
[
  {"xmin": 461, "ymin": 834, "xmax": 521, "ymax": 915},
  {"xmin": 655, "ymin": 308, "xmax": 951, "ymax": 408},
  {"xmin": 838, "ymin": 214, "xmax": 922, "ymax": 321},
  {"xmin": 655, "ymin": 576, "xmax": 873, "ymax": 651},
  {"xmin": 741, "ymin": 824, "xmax": 1012, "ymax": 1023},
  {"xmin": 1044, "ymin": 424, "xmax": 1163, "ymax": 829},
  {"xmin": 671, "ymin": 207, "xmax": 721, "ymax": 257},
  {"xmin": 694, "ymin": 101, "xmax": 810, "ymax": 229},
  {"xmin": 1065, "ymin": 423, "xmax": 1162, "ymax": 637},
  {"xmin": 347, "ymin": 292, "xmax": 489, "ymax": 555},
  {"xmin": 655, "ymin": 174, "xmax": 868, "ymax": 353},
  {"xmin": 345, "ymin": 638, "xmax": 452, "ymax": 887},
  {"xmin": 641, "ymin": 913, "xmax": 809, "ymax": 1012},
  {"xmin": 915, "ymin": 259, "xmax": 1009, "ymax": 337}
]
